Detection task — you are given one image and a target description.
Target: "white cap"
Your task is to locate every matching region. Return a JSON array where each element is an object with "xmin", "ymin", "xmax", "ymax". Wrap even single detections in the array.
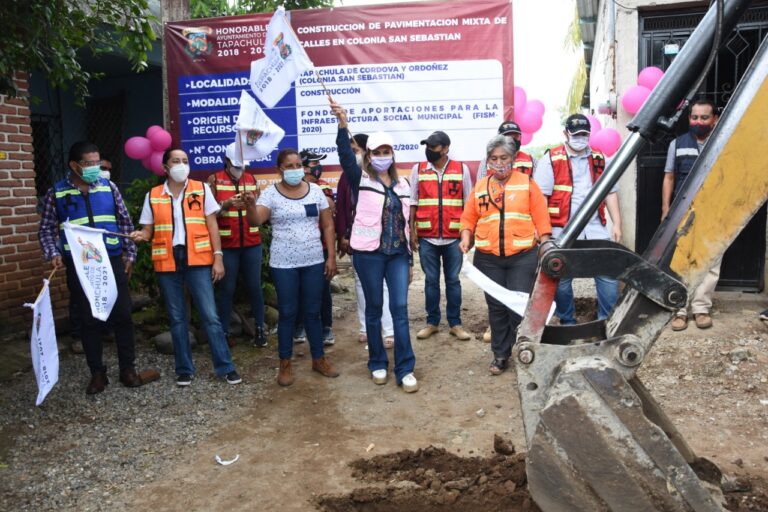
[
  {"xmin": 225, "ymin": 142, "xmax": 249, "ymax": 167},
  {"xmin": 366, "ymin": 131, "xmax": 394, "ymax": 151}
]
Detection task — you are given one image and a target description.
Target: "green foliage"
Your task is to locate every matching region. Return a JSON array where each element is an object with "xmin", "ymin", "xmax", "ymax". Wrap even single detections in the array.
[
  {"xmin": 125, "ymin": 174, "xmax": 161, "ymax": 297},
  {"xmin": 2, "ymin": 0, "xmax": 157, "ymax": 105},
  {"xmin": 190, "ymin": 0, "xmax": 332, "ymax": 19}
]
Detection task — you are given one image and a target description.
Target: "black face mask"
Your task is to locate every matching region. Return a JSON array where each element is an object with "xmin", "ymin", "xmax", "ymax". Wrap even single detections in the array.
[
  {"xmin": 511, "ymin": 138, "xmax": 522, "ymax": 153},
  {"xmin": 690, "ymin": 124, "xmax": 713, "ymax": 139},
  {"xmin": 309, "ymin": 164, "xmax": 323, "ymax": 179},
  {"xmin": 425, "ymin": 148, "xmax": 442, "ymax": 164}
]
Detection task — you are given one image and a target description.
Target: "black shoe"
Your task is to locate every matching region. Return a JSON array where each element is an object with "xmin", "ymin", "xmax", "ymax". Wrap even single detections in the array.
[
  {"xmin": 253, "ymin": 327, "xmax": 267, "ymax": 348},
  {"xmin": 760, "ymin": 309, "xmax": 768, "ymax": 321},
  {"xmin": 177, "ymin": 374, "xmax": 193, "ymax": 387},
  {"xmin": 226, "ymin": 371, "xmax": 242, "ymax": 385}
]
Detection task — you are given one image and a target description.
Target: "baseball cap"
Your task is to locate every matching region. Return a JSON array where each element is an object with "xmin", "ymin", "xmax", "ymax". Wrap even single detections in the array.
[
  {"xmin": 497, "ymin": 121, "xmax": 522, "ymax": 135},
  {"xmin": 367, "ymin": 131, "xmax": 394, "ymax": 151},
  {"xmin": 565, "ymin": 114, "xmax": 591, "ymax": 134},
  {"xmin": 299, "ymin": 149, "xmax": 327, "ymax": 167},
  {"xmin": 420, "ymin": 130, "xmax": 451, "ymax": 147},
  {"xmin": 225, "ymin": 143, "xmax": 249, "ymax": 168}
]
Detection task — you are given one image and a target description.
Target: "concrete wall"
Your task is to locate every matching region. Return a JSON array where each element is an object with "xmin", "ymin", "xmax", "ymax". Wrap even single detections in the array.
[{"xmin": 587, "ymin": 0, "xmax": 685, "ymax": 251}]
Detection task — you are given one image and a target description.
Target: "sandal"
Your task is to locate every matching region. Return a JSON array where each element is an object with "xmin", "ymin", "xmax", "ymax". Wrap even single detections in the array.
[
  {"xmin": 383, "ymin": 336, "xmax": 394, "ymax": 349},
  {"xmin": 489, "ymin": 358, "xmax": 508, "ymax": 376}
]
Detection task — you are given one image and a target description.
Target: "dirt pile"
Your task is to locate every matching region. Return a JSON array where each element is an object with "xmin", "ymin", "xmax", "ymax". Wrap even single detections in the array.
[{"xmin": 316, "ymin": 441, "xmax": 539, "ymax": 512}]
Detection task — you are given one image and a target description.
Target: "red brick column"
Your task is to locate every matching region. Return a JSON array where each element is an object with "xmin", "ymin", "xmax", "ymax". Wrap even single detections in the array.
[{"xmin": 0, "ymin": 73, "xmax": 68, "ymax": 333}]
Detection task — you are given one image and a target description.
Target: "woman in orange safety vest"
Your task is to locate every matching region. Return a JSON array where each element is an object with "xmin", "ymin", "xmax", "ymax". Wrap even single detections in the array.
[
  {"xmin": 459, "ymin": 135, "xmax": 552, "ymax": 375},
  {"xmin": 130, "ymin": 148, "xmax": 241, "ymax": 387}
]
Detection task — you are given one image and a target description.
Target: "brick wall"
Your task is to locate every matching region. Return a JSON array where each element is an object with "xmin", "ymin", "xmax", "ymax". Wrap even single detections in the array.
[{"xmin": 0, "ymin": 73, "xmax": 68, "ymax": 334}]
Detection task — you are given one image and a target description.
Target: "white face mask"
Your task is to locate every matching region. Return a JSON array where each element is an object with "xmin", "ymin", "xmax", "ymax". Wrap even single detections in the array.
[
  {"xmin": 169, "ymin": 164, "xmax": 190, "ymax": 183},
  {"xmin": 567, "ymin": 135, "xmax": 590, "ymax": 152},
  {"xmin": 355, "ymin": 153, "xmax": 364, "ymax": 168},
  {"xmin": 229, "ymin": 166, "xmax": 244, "ymax": 179}
]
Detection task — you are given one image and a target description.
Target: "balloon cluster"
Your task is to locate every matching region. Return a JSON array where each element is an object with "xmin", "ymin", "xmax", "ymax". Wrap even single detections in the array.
[
  {"xmin": 585, "ymin": 115, "xmax": 622, "ymax": 157},
  {"xmin": 124, "ymin": 126, "xmax": 173, "ymax": 176},
  {"xmin": 513, "ymin": 86, "xmax": 545, "ymax": 146},
  {"xmin": 621, "ymin": 66, "xmax": 664, "ymax": 115}
]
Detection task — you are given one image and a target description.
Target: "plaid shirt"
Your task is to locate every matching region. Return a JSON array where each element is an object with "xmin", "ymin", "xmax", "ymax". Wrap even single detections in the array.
[{"xmin": 38, "ymin": 176, "xmax": 137, "ymax": 262}]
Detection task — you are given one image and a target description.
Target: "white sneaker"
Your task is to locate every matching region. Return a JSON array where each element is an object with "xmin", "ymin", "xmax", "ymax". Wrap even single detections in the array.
[
  {"xmin": 371, "ymin": 369, "xmax": 387, "ymax": 385},
  {"xmin": 401, "ymin": 373, "xmax": 419, "ymax": 393}
]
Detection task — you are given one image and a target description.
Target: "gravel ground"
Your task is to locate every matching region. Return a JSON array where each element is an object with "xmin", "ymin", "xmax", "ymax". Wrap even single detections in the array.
[{"xmin": 0, "ymin": 339, "xmax": 271, "ymax": 511}]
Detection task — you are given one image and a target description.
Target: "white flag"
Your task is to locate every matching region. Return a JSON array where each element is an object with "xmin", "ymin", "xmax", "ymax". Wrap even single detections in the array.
[
  {"xmin": 234, "ymin": 90, "xmax": 285, "ymax": 160},
  {"xmin": 462, "ymin": 254, "xmax": 555, "ymax": 322},
  {"xmin": 249, "ymin": 6, "xmax": 314, "ymax": 108},
  {"xmin": 62, "ymin": 221, "xmax": 118, "ymax": 321},
  {"xmin": 24, "ymin": 279, "xmax": 59, "ymax": 406}
]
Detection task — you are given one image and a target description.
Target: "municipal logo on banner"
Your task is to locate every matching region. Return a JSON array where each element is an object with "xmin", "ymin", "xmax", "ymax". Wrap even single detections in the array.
[
  {"xmin": 62, "ymin": 221, "xmax": 118, "ymax": 321},
  {"xmin": 182, "ymin": 26, "xmax": 214, "ymax": 59},
  {"xmin": 249, "ymin": 7, "xmax": 314, "ymax": 108},
  {"xmin": 24, "ymin": 279, "xmax": 59, "ymax": 406},
  {"xmin": 233, "ymin": 90, "xmax": 285, "ymax": 160}
]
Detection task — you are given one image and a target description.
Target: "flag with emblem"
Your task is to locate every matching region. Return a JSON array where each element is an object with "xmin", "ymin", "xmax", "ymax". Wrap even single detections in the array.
[
  {"xmin": 234, "ymin": 90, "xmax": 285, "ymax": 161},
  {"xmin": 249, "ymin": 6, "xmax": 314, "ymax": 108},
  {"xmin": 24, "ymin": 279, "xmax": 59, "ymax": 406},
  {"xmin": 62, "ymin": 221, "xmax": 118, "ymax": 321}
]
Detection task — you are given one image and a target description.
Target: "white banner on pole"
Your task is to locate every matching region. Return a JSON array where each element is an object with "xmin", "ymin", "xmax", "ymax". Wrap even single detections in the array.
[
  {"xmin": 462, "ymin": 254, "xmax": 555, "ymax": 322},
  {"xmin": 62, "ymin": 221, "xmax": 117, "ymax": 321},
  {"xmin": 234, "ymin": 90, "xmax": 285, "ymax": 161},
  {"xmin": 249, "ymin": 6, "xmax": 315, "ymax": 108},
  {"xmin": 24, "ymin": 280, "xmax": 59, "ymax": 406}
]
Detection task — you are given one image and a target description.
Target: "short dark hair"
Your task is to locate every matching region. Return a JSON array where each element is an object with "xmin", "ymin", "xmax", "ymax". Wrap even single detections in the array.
[
  {"xmin": 690, "ymin": 98, "xmax": 718, "ymax": 115},
  {"xmin": 68, "ymin": 141, "xmax": 100, "ymax": 163},
  {"xmin": 276, "ymin": 148, "xmax": 299, "ymax": 167}
]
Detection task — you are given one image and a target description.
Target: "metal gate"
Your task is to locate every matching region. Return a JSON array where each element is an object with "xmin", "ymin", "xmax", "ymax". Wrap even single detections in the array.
[
  {"xmin": 637, "ymin": 5, "xmax": 768, "ymax": 290},
  {"xmin": 31, "ymin": 113, "xmax": 67, "ymax": 209}
]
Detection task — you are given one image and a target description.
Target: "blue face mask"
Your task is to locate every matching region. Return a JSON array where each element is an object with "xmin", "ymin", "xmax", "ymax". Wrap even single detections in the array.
[{"xmin": 283, "ymin": 168, "xmax": 304, "ymax": 186}]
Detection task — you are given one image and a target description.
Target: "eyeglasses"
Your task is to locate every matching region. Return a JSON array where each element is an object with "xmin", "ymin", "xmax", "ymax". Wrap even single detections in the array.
[{"xmin": 79, "ymin": 160, "xmax": 102, "ymax": 167}]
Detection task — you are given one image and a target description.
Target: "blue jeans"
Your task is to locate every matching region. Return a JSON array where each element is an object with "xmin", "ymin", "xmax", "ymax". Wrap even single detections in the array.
[
  {"xmin": 555, "ymin": 276, "xmax": 619, "ymax": 325},
  {"xmin": 418, "ymin": 239, "xmax": 463, "ymax": 327},
  {"xmin": 354, "ymin": 251, "xmax": 415, "ymax": 384},
  {"xmin": 216, "ymin": 245, "xmax": 265, "ymax": 335},
  {"xmin": 271, "ymin": 263, "xmax": 325, "ymax": 360},
  {"xmin": 157, "ymin": 247, "xmax": 236, "ymax": 377}
]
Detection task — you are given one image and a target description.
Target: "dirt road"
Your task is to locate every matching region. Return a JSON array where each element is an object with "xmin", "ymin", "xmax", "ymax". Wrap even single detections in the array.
[{"xmin": 112, "ymin": 264, "xmax": 768, "ymax": 511}]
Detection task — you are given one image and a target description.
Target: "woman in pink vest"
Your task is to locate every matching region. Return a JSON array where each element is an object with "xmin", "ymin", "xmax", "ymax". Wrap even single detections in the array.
[{"xmin": 330, "ymin": 99, "xmax": 418, "ymax": 393}]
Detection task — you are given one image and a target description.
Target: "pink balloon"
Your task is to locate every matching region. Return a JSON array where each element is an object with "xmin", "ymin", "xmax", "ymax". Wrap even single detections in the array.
[
  {"xmin": 525, "ymin": 99, "xmax": 545, "ymax": 118},
  {"xmin": 520, "ymin": 132, "xmax": 533, "ymax": 146},
  {"xmin": 585, "ymin": 114, "xmax": 602, "ymax": 133},
  {"xmin": 591, "ymin": 128, "xmax": 622, "ymax": 157},
  {"xmin": 149, "ymin": 129, "xmax": 173, "ymax": 152},
  {"xmin": 150, "ymin": 151, "xmax": 165, "ymax": 176},
  {"xmin": 515, "ymin": 108, "xmax": 543, "ymax": 134},
  {"xmin": 621, "ymin": 85, "xmax": 651, "ymax": 114},
  {"xmin": 141, "ymin": 155, "xmax": 153, "ymax": 171},
  {"xmin": 124, "ymin": 136, "xmax": 152, "ymax": 160},
  {"xmin": 513, "ymin": 86, "xmax": 527, "ymax": 113},
  {"xmin": 146, "ymin": 125, "xmax": 164, "ymax": 139},
  {"xmin": 637, "ymin": 66, "xmax": 664, "ymax": 90}
]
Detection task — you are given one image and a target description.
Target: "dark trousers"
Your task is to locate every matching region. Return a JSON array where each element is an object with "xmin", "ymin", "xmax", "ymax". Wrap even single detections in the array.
[
  {"xmin": 473, "ymin": 249, "xmax": 538, "ymax": 360},
  {"xmin": 65, "ymin": 255, "xmax": 136, "ymax": 375}
]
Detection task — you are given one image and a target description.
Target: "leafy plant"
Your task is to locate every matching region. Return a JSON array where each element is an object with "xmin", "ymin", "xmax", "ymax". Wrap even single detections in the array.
[
  {"xmin": 125, "ymin": 174, "xmax": 161, "ymax": 296},
  {"xmin": 2, "ymin": 0, "xmax": 158, "ymax": 105},
  {"xmin": 189, "ymin": 0, "xmax": 332, "ymax": 19}
]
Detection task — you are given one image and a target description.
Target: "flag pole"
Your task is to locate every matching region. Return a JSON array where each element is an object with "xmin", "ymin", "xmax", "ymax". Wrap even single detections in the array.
[
  {"xmin": 281, "ymin": 12, "xmax": 332, "ymax": 97},
  {"xmin": 238, "ymin": 129, "xmax": 246, "ymax": 171},
  {"xmin": 35, "ymin": 267, "xmax": 58, "ymax": 302},
  {"xmin": 102, "ymin": 230, "xmax": 133, "ymax": 239}
]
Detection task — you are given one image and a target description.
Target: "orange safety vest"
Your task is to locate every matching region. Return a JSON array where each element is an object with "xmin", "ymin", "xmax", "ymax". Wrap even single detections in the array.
[
  {"xmin": 414, "ymin": 160, "xmax": 464, "ymax": 238},
  {"xmin": 471, "ymin": 173, "xmax": 538, "ymax": 257},
  {"xmin": 212, "ymin": 170, "xmax": 261, "ymax": 249},
  {"xmin": 546, "ymin": 144, "xmax": 606, "ymax": 227},
  {"xmin": 513, "ymin": 151, "xmax": 534, "ymax": 175},
  {"xmin": 149, "ymin": 180, "xmax": 214, "ymax": 272}
]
